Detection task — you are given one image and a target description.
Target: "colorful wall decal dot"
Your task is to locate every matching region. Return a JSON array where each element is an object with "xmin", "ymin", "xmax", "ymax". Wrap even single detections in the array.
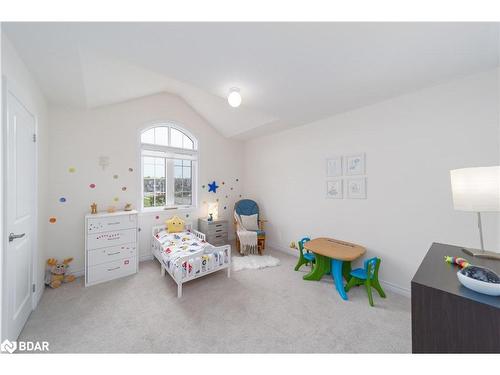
[
  {"xmin": 202, "ymin": 185, "xmax": 206, "ymax": 189},
  {"xmin": 59, "ymin": 197, "xmax": 66, "ymax": 203},
  {"xmin": 225, "ymin": 195, "xmax": 228, "ymax": 198},
  {"xmin": 89, "ymin": 183, "xmax": 96, "ymax": 189},
  {"xmin": 113, "ymin": 197, "xmax": 119, "ymax": 202},
  {"xmin": 68, "ymin": 167, "xmax": 76, "ymax": 173},
  {"xmin": 155, "ymin": 215, "xmax": 160, "ymax": 220},
  {"xmin": 224, "ymin": 206, "xmax": 227, "ymax": 210},
  {"xmin": 236, "ymin": 178, "xmax": 239, "ymax": 182},
  {"xmin": 49, "ymin": 217, "xmax": 57, "ymax": 224},
  {"xmin": 222, "ymin": 181, "xmax": 225, "ymax": 185},
  {"xmin": 113, "ymin": 174, "xmax": 119, "ymax": 179},
  {"xmin": 121, "ymin": 186, "xmax": 127, "ymax": 191},
  {"xmin": 239, "ymin": 194, "xmax": 242, "ymax": 198},
  {"xmin": 230, "ymin": 187, "xmax": 233, "ymax": 190},
  {"xmin": 128, "ymin": 167, "xmax": 133, "ymax": 172},
  {"xmin": 186, "ymin": 214, "xmax": 190, "ymax": 218}
]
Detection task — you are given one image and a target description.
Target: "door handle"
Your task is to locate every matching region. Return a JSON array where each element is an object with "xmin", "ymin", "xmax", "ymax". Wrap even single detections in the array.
[{"xmin": 9, "ymin": 232, "xmax": 26, "ymax": 242}]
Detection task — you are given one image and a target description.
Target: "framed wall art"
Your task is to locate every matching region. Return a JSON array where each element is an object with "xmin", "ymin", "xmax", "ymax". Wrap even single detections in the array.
[
  {"xmin": 345, "ymin": 177, "xmax": 367, "ymax": 199},
  {"xmin": 345, "ymin": 153, "xmax": 365, "ymax": 176}
]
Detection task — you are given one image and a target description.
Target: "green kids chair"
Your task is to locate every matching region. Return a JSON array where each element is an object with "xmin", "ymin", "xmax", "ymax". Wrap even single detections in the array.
[
  {"xmin": 345, "ymin": 257, "xmax": 386, "ymax": 307},
  {"xmin": 293, "ymin": 237, "xmax": 315, "ymax": 271}
]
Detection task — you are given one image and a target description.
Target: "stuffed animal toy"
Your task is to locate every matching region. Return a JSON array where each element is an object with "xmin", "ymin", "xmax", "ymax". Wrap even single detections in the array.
[
  {"xmin": 46, "ymin": 258, "xmax": 76, "ymax": 288},
  {"xmin": 166, "ymin": 216, "xmax": 185, "ymax": 233}
]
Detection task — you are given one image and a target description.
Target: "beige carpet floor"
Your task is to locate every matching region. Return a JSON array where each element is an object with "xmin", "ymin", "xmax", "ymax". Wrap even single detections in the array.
[{"xmin": 19, "ymin": 245, "xmax": 411, "ymax": 353}]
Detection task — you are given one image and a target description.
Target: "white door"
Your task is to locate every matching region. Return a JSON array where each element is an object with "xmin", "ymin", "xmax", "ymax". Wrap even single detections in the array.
[{"xmin": 4, "ymin": 88, "xmax": 36, "ymax": 341}]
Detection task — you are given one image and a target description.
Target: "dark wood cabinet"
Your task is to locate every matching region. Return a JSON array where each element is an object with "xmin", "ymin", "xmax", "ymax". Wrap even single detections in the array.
[{"xmin": 411, "ymin": 243, "xmax": 500, "ymax": 353}]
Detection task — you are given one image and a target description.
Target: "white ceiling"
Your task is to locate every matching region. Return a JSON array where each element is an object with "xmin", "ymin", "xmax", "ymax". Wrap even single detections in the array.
[{"xmin": 3, "ymin": 22, "xmax": 499, "ymax": 139}]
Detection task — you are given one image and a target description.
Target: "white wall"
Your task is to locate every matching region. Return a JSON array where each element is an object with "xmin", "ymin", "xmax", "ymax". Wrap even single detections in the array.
[
  {"xmin": 1, "ymin": 33, "xmax": 49, "ymax": 319},
  {"xmin": 244, "ymin": 69, "xmax": 500, "ymax": 294},
  {"xmin": 47, "ymin": 93, "xmax": 244, "ymax": 275}
]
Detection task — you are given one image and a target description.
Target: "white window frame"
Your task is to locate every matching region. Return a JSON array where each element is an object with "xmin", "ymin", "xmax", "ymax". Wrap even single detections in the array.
[{"xmin": 139, "ymin": 123, "xmax": 198, "ymax": 213}]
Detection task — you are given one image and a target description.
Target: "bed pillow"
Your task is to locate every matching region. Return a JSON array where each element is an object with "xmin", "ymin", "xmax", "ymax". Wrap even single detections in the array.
[{"xmin": 240, "ymin": 214, "xmax": 259, "ymax": 231}]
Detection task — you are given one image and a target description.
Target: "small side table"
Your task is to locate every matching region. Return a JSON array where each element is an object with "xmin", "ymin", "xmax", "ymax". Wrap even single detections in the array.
[
  {"xmin": 303, "ymin": 237, "xmax": 366, "ymax": 300},
  {"xmin": 198, "ymin": 218, "xmax": 228, "ymax": 246}
]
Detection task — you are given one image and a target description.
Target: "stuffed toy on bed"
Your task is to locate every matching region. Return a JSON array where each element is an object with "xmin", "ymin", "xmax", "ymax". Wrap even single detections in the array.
[
  {"xmin": 45, "ymin": 258, "xmax": 76, "ymax": 288},
  {"xmin": 166, "ymin": 216, "xmax": 185, "ymax": 233}
]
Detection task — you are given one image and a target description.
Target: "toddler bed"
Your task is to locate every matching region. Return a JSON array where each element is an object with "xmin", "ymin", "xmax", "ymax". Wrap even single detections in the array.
[{"xmin": 151, "ymin": 223, "xmax": 231, "ymax": 298}]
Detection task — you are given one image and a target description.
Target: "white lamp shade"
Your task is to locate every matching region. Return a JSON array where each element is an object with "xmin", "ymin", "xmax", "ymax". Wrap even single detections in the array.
[
  {"xmin": 450, "ymin": 166, "xmax": 500, "ymax": 212},
  {"xmin": 207, "ymin": 202, "xmax": 219, "ymax": 220}
]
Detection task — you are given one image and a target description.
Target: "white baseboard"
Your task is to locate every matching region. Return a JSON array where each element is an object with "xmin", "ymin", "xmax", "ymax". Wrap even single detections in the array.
[
  {"xmin": 140, "ymin": 254, "xmax": 154, "ymax": 262},
  {"xmin": 33, "ymin": 284, "xmax": 44, "ymax": 308},
  {"xmin": 70, "ymin": 268, "xmax": 85, "ymax": 278},
  {"xmin": 269, "ymin": 241, "xmax": 296, "ymax": 256},
  {"xmin": 269, "ymin": 241, "xmax": 411, "ymax": 298},
  {"xmin": 379, "ymin": 280, "xmax": 411, "ymax": 298}
]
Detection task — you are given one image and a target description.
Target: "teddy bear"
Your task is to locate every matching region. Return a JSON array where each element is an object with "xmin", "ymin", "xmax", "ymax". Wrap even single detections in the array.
[{"xmin": 45, "ymin": 258, "xmax": 76, "ymax": 288}]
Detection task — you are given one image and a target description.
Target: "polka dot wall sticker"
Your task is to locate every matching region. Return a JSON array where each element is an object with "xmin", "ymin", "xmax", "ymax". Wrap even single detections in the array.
[
  {"xmin": 222, "ymin": 181, "xmax": 225, "ymax": 185},
  {"xmin": 59, "ymin": 197, "xmax": 66, "ymax": 203},
  {"xmin": 236, "ymin": 178, "xmax": 239, "ymax": 182},
  {"xmin": 113, "ymin": 174, "xmax": 119, "ymax": 179},
  {"xmin": 122, "ymin": 187, "xmax": 127, "ymax": 191},
  {"xmin": 128, "ymin": 168, "xmax": 133, "ymax": 172},
  {"xmin": 202, "ymin": 185, "xmax": 206, "ymax": 189},
  {"xmin": 68, "ymin": 167, "xmax": 76, "ymax": 173},
  {"xmin": 89, "ymin": 183, "xmax": 96, "ymax": 189},
  {"xmin": 186, "ymin": 214, "xmax": 190, "ymax": 218},
  {"xmin": 230, "ymin": 187, "xmax": 233, "ymax": 190},
  {"xmin": 113, "ymin": 197, "xmax": 119, "ymax": 202},
  {"xmin": 49, "ymin": 217, "xmax": 57, "ymax": 224},
  {"xmin": 155, "ymin": 215, "xmax": 160, "ymax": 220},
  {"xmin": 224, "ymin": 206, "xmax": 227, "ymax": 210}
]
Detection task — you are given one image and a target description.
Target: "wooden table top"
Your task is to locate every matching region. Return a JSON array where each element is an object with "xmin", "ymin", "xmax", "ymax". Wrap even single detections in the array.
[{"xmin": 304, "ymin": 237, "xmax": 366, "ymax": 261}]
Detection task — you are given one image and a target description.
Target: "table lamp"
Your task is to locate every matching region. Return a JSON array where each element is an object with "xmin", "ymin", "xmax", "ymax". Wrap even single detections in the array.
[
  {"xmin": 207, "ymin": 202, "xmax": 219, "ymax": 221},
  {"xmin": 450, "ymin": 166, "xmax": 500, "ymax": 260}
]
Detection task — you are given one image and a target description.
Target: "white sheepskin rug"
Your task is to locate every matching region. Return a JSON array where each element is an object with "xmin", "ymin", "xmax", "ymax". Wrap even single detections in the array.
[{"xmin": 232, "ymin": 255, "xmax": 280, "ymax": 272}]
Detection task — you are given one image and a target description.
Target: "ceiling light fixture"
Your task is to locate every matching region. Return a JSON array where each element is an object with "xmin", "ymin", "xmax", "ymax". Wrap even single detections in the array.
[{"xmin": 227, "ymin": 87, "xmax": 242, "ymax": 108}]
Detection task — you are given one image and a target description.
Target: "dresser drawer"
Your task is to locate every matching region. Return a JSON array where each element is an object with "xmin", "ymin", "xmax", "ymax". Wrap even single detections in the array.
[
  {"xmin": 87, "ymin": 243, "xmax": 137, "ymax": 266},
  {"xmin": 87, "ymin": 228, "xmax": 136, "ymax": 250},
  {"xmin": 207, "ymin": 232, "xmax": 228, "ymax": 245},
  {"xmin": 87, "ymin": 214, "xmax": 137, "ymax": 234},
  {"xmin": 87, "ymin": 256, "xmax": 137, "ymax": 285},
  {"xmin": 206, "ymin": 223, "xmax": 227, "ymax": 235}
]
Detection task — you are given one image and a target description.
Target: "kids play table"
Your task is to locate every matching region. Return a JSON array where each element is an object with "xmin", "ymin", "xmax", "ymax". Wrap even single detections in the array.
[{"xmin": 303, "ymin": 237, "xmax": 366, "ymax": 300}]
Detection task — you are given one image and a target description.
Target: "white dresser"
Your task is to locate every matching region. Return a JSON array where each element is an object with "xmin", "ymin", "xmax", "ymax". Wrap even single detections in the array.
[{"xmin": 85, "ymin": 210, "xmax": 138, "ymax": 287}]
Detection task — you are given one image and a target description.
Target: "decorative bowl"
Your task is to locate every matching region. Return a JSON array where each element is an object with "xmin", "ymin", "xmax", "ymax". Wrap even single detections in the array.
[{"xmin": 456, "ymin": 265, "xmax": 500, "ymax": 296}]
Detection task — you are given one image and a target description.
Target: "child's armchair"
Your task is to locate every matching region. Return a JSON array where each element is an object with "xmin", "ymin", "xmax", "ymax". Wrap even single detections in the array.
[{"xmin": 234, "ymin": 199, "xmax": 267, "ymax": 254}]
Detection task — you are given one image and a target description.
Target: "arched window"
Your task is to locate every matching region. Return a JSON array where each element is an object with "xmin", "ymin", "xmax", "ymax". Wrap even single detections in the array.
[{"xmin": 140, "ymin": 124, "xmax": 197, "ymax": 210}]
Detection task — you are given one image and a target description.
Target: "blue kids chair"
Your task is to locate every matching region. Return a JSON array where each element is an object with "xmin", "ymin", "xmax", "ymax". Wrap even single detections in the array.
[
  {"xmin": 293, "ymin": 237, "xmax": 315, "ymax": 271},
  {"xmin": 345, "ymin": 257, "xmax": 386, "ymax": 307}
]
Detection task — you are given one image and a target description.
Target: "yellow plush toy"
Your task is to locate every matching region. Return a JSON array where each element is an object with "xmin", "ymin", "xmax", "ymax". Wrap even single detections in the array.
[
  {"xmin": 46, "ymin": 258, "xmax": 76, "ymax": 288},
  {"xmin": 166, "ymin": 216, "xmax": 185, "ymax": 233}
]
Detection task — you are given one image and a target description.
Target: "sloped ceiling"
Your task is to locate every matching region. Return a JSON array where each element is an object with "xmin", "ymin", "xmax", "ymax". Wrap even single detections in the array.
[{"xmin": 2, "ymin": 22, "xmax": 499, "ymax": 139}]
